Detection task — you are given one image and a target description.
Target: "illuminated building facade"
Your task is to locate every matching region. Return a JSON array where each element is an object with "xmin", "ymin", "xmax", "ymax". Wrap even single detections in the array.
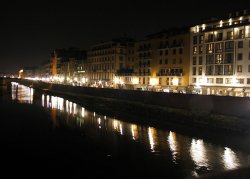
[
  {"xmin": 190, "ymin": 9, "xmax": 250, "ymax": 96},
  {"xmin": 134, "ymin": 28, "xmax": 190, "ymax": 92},
  {"xmin": 51, "ymin": 48, "xmax": 86, "ymax": 84},
  {"xmin": 86, "ymin": 38, "xmax": 135, "ymax": 88}
]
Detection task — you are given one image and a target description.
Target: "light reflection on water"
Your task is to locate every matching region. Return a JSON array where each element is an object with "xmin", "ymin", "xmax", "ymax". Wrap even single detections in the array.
[{"xmin": 11, "ymin": 82, "xmax": 250, "ymax": 177}]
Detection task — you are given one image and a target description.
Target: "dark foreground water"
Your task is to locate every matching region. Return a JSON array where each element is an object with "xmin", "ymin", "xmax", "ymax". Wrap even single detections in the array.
[{"xmin": 0, "ymin": 82, "xmax": 250, "ymax": 178}]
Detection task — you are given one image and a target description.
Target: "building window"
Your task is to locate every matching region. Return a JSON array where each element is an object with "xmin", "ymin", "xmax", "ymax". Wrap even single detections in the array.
[
  {"xmin": 159, "ymin": 59, "xmax": 162, "ymax": 64},
  {"xmin": 193, "ymin": 67, "xmax": 196, "ymax": 75},
  {"xmin": 165, "ymin": 50, "xmax": 168, "ymax": 55},
  {"xmin": 225, "ymin": 78, "xmax": 232, "ymax": 84},
  {"xmin": 166, "ymin": 78, "xmax": 170, "ymax": 85},
  {"xmin": 248, "ymin": 65, "xmax": 250, "ymax": 72},
  {"xmin": 178, "ymin": 78, "xmax": 182, "ymax": 86},
  {"xmin": 237, "ymin": 78, "xmax": 244, "ymax": 84},
  {"xmin": 216, "ymin": 54, "xmax": 223, "ymax": 64},
  {"xmin": 239, "ymin": 29, "xmax": 244, "ymax": 38},
  {"xmin": 198, "ymin": 67, "xmax": 202, "ymax": 75},
  {"xmin": 173, "ymin": 49, "xmax": 176, "ymax": 55},
  {"xmin": 193, "ymin": 46, "xmax": 197, "ymax": 55},
  {"xmin": 238, "ymin": 53, "xmax": 243, "ymax": 60},
  {"xmin": 217, "ymin": 32, "xmax": 223, "ymax": 41},
  {"xmin": 119, "ymin": 56, "xmax": 123, "ymax": 61},
  {"xmin": 193, "ymin": 36, "xmax": 197, "ymax": 45},
  {"xmin": 249, "ymin": 52, "xmax": 250, "ymax": 60},
  {"xmin": 225, "ymin": 53, "xmax": 234, "ymax": 63},
  {"xmin": 207, "ymin": 78, "xmax": 214, "ymax": 84},
  {"xmin": 179, "ymin": 48, "xmax": 183, "ymax": 54},
  {"xmin": 192, "ymin": 78, "xmax": 196, "ymax": 83},
  {"xmin": 199, "ymin": 35, "xmax": 204, "ymax": 44},
  {"xmin": 165, "ymin": 59, "xmax": 168, "ymax": 64},
  {"xmin": 159, "ymin": 77, "xmax": 162, "ymax": 85},
  {"xmin": 207, "ymin": 44, "xmax": 213, "ymax": 53},
  {"xmin": 216, "ymin": 78, "xmax": 223, "ymax": 84},
  {"xmin": 224, "ymin": 65, "xmax": 233, "ymax": 75},
  {"xmin": 206, "ymin": 66, "xmax": 213, "ymax": 75},
  {"xmin": 247, "ymin": 78, "xmax": 250, "ymax": 84},
  {"xmin": 215, "ymin": 65, "xmax": 223, "ymax": 75},
  {"xmin": 160, "ymin": 51, "xmax": 163, "ymax": 56},
  {"xmin": 238, "ymin": 41, "xmax": 243, "ymax": 48},
  {"xmin": 199, "ymin": 46, "xmax": 203, "ymax": 54},
  {"xmin": 227, "ymin": 31, "xmax": 233, "ymax": 40},
  {"xmin": 237, "ymin": 65, "xmax": 242, "ymax": 72},
  {"xmin": 193, "ymin": 56, "xmax": 197, "ymax": 65},
  {"xmin": 225, "ymin": 41, "xmax": 234, "ymax": 50},
  {"xmin": 199, "ymin": 56, "xmax": 203, "ymax": 65}
]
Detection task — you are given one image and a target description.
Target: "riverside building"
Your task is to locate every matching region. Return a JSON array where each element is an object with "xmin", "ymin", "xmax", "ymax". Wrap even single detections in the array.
[
  {"xmin": 86, "ymin": 38, "xmax": 135, "ymax": 88},
  {"xmin": 134, "ymin": 28, "xmax": 190, "ymax": 92},
  {"xmin": 190, "ymin": 9, "xmax": 250, "ymax": 96}
]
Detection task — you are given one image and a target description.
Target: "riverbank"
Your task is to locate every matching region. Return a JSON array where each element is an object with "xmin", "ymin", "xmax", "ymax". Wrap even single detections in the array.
[{"xmin": 12, "ymin": 79, "xmax": 250, "ymax": 135}]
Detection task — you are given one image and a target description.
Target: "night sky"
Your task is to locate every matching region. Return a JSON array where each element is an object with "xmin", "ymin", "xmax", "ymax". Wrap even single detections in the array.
[{"xmin": 1, "ymin": 0, "xmax": 250, "ymax": 73}]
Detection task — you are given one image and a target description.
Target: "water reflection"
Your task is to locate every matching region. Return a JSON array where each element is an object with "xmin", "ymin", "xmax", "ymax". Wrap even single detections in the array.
[
  {"xmin": 148, "ymin": 127, "xmax": 156, "ymax": 152},
  {"xmin": 223, "ymin": 147, "xmax": 240, "ymax": 170},
  {"xmin": 10, "ymin": 83, "xmax": 250, "ymax": 177},
  {"xmin": 168, "ymin": 131, "xmax": 179, "ymax": 163},
  {"xmin": 11, "ymin": 82, "xmax": 33, "ymax": 103}
]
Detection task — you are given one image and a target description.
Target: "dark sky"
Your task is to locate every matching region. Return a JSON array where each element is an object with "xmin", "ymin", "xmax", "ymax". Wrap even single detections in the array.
[{"xmin": 1, "ymin": 0, "xmax": 250, "ymax": 73}]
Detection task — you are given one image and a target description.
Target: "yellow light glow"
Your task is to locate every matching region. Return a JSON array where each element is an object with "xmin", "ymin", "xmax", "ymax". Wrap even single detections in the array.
[
  {"xmin": 220, "ymin": 20, "xmax": 223, "ymax": 27},
  {"xmin": 229, "ymin": 18, "xmax": 232, "ymax": 25},
  {"xmin": 74, "ymin": 77, "xmax": 77, "ymax": 81},
  {"xmin": 81, "ymin": 107, "xmax": 85, "ymax": 118},
  {"xmin": 196, "ymin": 26, "xmax": 199, "ymax": 33},
  {"xmin": 150, "ymin": 78, "xmax": 157, "ymax": 86},
  {"xmin": 132, "ymin": 77, "xmax": 139, "ymax": 84},
  {"xmin": 172, "ymin": 78, "xmax": 179, "ymax": 86},
  {"xmin": 114, "ymin": 77, "xmax": 119, "ymax": 84},
  {"xmin": 202, "ymin": 24, "xmax": 205, "ymax": 30},
  {"xmin": 113, "ymin": 120, "xmax": 118, "ymax": 130},
  {"xmin": 246, "ymin": 26, "xmax": 249, "ymax": 37}
]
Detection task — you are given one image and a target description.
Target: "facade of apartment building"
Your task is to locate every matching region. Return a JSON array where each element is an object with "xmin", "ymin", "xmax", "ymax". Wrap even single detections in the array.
[
  {"xmin": 190, "ymin": 9, "xmax": 250, "ymax": 96},
  {"xmin": 85, "ymin": 38, "xmax": 135, "ymax": 88},
  {"xmin": 134, "ymin": 28, "xmax": 190, "ymax": 92}
]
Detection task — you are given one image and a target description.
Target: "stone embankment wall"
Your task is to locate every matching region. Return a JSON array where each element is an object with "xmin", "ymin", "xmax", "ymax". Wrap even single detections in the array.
[{"xmin": 14, "ymin": 79, "xmax": 250, "ymax": 119}]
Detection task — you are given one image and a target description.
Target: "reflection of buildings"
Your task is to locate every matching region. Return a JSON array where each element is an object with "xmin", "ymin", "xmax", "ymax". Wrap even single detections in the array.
[{"xmin": 190, "ymin": 9, "xmax": 250, "ymax": 96}]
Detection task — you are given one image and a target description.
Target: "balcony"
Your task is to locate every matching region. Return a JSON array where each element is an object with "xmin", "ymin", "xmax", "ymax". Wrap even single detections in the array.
[
  {"xmin": 116, "ymin": 69, "xmax": 134, "ymax": 76},
  {"xmin": 157, "ymin": 72, "xmax": 183, "ymax": 77}
]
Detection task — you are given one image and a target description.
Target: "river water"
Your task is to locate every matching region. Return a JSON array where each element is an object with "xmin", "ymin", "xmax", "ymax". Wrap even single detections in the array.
[{"xmin": 1, "ymin": 82, "xmax": 250, "ymax": 178}]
